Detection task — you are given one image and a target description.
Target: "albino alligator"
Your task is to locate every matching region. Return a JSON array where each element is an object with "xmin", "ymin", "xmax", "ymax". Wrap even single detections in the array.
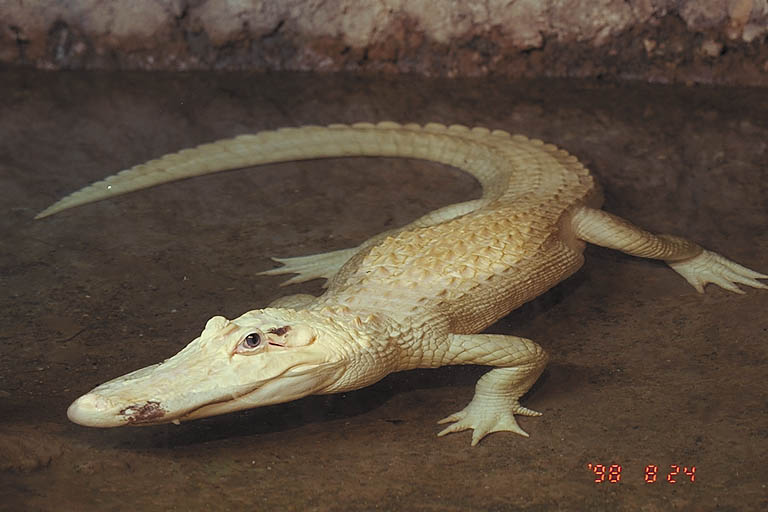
[{"xmin": 38, "ymin": 122, "xmax": 766, "ymax": 446}]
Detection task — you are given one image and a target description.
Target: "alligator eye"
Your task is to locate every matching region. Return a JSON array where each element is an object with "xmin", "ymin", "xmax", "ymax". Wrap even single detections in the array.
[{"xmin": 243, "ymin": 333, "xmax": 262, "ymax": 348}]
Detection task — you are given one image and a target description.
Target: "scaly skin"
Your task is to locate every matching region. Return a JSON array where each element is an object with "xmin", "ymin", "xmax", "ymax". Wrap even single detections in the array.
[{"xmin": 39, "ymin": 122, "xmax": 767, "ymax": 446}]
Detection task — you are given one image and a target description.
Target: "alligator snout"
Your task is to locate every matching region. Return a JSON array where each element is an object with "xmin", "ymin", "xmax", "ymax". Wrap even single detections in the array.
[{"xmin": 67, "ymin": 393, "xmax": 166, "ymax": 427}]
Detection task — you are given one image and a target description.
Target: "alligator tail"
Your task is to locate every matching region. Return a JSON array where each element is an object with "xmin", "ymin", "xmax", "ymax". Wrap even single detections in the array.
[{"xmin": 36, "ymin": 122, "xmax": 586, "ymax": 219}]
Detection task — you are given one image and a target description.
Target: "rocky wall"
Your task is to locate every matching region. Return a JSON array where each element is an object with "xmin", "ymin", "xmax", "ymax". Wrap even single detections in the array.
[{"xmin": 2, "ymin": 0, "xmax": 767, "ymax": 85}]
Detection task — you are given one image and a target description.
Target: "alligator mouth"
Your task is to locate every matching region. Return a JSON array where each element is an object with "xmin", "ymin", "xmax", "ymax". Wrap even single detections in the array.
[
  {"xmin": 67, "ymin": 354, "xmax": 347, "ymax": 427},
  {"xmin": 68, "ymin": 389, "xmax": 244, "ymax": 427},
  {"xmin": 67, "ymin": 378, "xmax": 277, "ymax": 427}
]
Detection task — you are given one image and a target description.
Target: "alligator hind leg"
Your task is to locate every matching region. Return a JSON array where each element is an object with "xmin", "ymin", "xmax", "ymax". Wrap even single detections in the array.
[
  {"xmin": 571, "ymin": 207, "xmax": 767, "ymax": 293},
  {"xmin": 435, "ymin": 334, "xmax": 548, "ymax": 446}
]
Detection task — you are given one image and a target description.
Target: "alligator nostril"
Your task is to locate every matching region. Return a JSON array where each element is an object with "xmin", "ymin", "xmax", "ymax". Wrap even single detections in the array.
[{"xmin": 78, "ymin": 393, "xmax": 112, "ymax": 411}]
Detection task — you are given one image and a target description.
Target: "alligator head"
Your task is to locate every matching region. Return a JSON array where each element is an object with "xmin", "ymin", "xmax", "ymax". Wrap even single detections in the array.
[{"xmin": 67, "ymin": 308, "xmax": 353, "ymax": 427}]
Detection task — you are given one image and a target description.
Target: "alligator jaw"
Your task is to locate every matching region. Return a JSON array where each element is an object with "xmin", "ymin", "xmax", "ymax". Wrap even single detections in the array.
[{"xmin": 67, "ymin": 359, "xmax": 346, "ymax": 428}]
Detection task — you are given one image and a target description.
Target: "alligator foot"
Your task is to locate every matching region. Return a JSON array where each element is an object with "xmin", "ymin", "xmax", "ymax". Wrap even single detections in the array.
[
  {"xmin": 668, "ymin": 249, "xmax": 768, "ymax": 294},
  {"xmin": 437, "ymin": 395, "xmax": 541, "ymax": 446}
]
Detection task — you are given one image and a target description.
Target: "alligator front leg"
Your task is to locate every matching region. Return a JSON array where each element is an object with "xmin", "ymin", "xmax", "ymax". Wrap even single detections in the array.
[
  {"xmin": 258, "ymin": 247, "xmax": 358, "ymax": 287},
  {"xmin": 435, "ymin": 334, "xmax": 548, "ymax": 446},
  {"xmin": 258, "ymin": 200, "xmax": 487, "ymax": 287}
]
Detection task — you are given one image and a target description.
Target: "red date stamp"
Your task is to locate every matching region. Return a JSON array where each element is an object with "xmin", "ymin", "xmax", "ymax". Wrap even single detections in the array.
[{"xmin": 586, "ymin": 463, "xmax": 696, "ymax": 484}]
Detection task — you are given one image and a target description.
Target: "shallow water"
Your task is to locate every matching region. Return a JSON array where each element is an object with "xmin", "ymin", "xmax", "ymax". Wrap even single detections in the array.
[{"xmin": 1, "ymin": 70, "xmax": 766, "ymax": 510}]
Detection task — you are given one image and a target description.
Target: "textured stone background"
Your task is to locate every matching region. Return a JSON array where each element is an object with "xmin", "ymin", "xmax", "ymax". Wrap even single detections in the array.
[{"xmin": 2, "ymin": 0, "xmax": 768, "ymax": 84}]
